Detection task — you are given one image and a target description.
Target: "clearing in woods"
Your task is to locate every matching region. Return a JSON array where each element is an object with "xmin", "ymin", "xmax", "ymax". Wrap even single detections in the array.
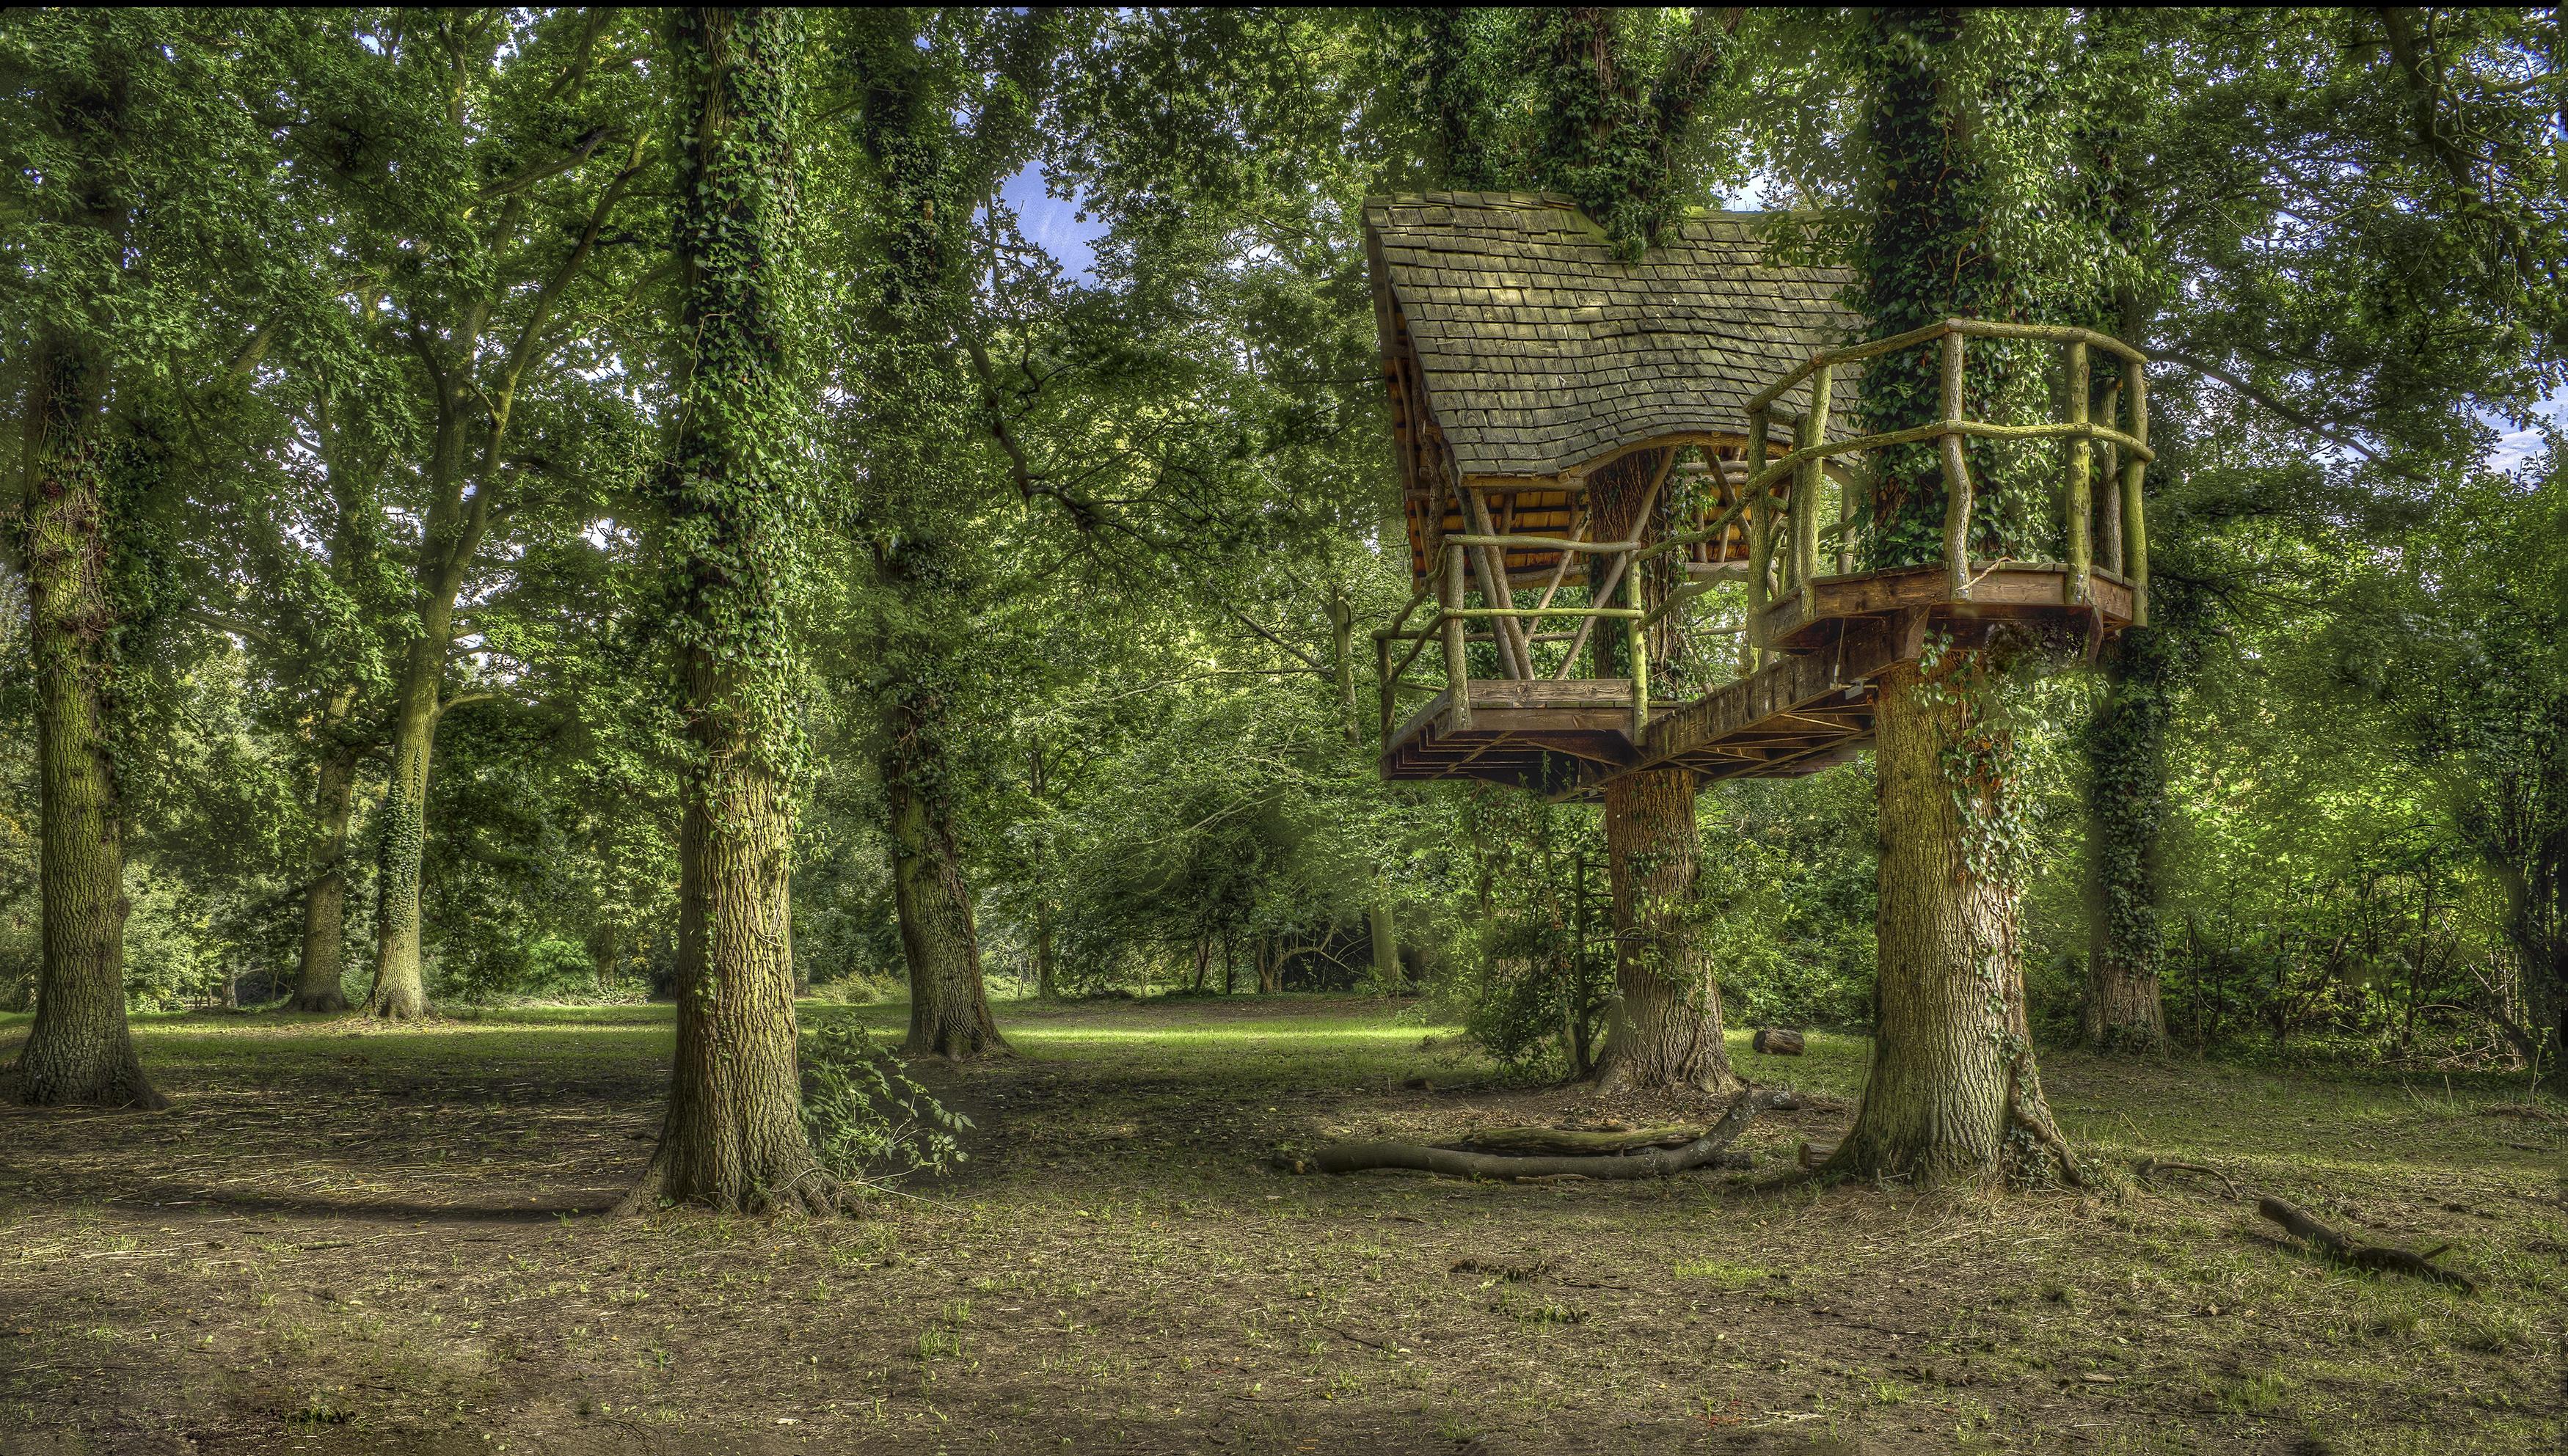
[{"xmin": 0, "ymin": 995, "xmax": 2558, "ymax": 1455}]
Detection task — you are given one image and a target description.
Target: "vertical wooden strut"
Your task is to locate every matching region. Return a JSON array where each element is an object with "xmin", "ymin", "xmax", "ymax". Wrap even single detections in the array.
[
  {"xmin": 2063, "ymin": 340, "xmax": 2091, "ymax": 604},
  {"xmin": 1746, "ymin": 406, "xmax": 1773, "ymax": 658},
  {"xmin": 1625, "ymin": 551, "xmax": 1648, "ymax": 739},
  {"xmin": 1462, "ymin": 487, "xmax": 1531, "ymax": 678},
  {"xmin": 2122, "ymin": 359, "xmax": 2150, "ymax": 626},
  {"xmin": 1793, "ymin": 365, "xmax": 1831, "ymax": 593},
  {"xmin": 2100, "ymin": 380, "xmax": 2124, "ymax": 575},
  {"xmin": 1441, "ymin": 541, "xmax": 1472, "ymax": 728},
  {"xmin": 1938, "ymin": 329, "xmax": 1973, "ymax": 599}
]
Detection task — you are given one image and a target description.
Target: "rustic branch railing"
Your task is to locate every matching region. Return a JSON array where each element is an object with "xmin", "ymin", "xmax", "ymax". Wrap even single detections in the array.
[{"xmin": 1739, "ymin": 318, "xmax": 2151, "ymax": 645}]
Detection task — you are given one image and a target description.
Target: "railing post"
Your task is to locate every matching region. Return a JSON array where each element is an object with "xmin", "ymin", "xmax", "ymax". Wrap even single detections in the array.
[
  {"xmin": 2101, "ymin": 381, "xmax": 2125, "ymax": 575},
  {"xmin": 1441, "ymin": 541, "xmax": 1472, "ymax": 729},
  {"xmin": 1938, "ymin": 329, "xmax": 1973, "ymax": 599},
  {"xmin": 1374, "ymin": 631, "xmax": 1393, "ymax": 742},
  {"xmin": 1794, "ymin": 364, "xmax": 1831, "ymax": 593},
  {"xmin": 1746, "ymin": 406, "xmax": 1772, "ymax": 659},
  {"xmin": 1625, "ymin": 552, "xmax": 1648, "ymax": 739},
  {"xmin": 2064, "ymin": 340, "xmax": 2091, "ymax": 604},
  {"xmin": 2122, "ymin": 359, "xmax": 2149, "ymax": 626}
]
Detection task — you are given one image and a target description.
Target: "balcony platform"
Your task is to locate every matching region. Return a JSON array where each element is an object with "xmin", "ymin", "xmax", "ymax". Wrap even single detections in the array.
[{"xmin": 1380, "ymin": 563, "xmax": 2126, "ymax": 798}]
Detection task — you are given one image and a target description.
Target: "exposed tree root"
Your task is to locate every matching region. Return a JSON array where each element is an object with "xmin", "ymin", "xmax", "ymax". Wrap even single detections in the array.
[
  {"xmin": 2257, "ymin": 1196, "xmax": 2477, "ymax": 1293},
  {"xmin": 1278, "ymin": 1086, "xmax": 1779, "ymax": 1180},
  {"xmin": 2003, "ymin": 1050, "xmax": 2087, "ymax": 1187},
  {"xmin": 611, "ymin": 1142, "xmax": 846, "ymax": 1218}
]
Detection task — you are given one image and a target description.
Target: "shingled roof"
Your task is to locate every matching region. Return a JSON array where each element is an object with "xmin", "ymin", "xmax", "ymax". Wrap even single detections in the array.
[{"xmin": 1365, "ymin": 192, "xmax": 1858, "ymax": 497}]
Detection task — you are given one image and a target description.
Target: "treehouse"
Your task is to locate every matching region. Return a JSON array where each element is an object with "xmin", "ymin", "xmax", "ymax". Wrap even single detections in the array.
[{"xmin": 1368, "ymin": 192, "xmax": 2153, "ymax": 798}]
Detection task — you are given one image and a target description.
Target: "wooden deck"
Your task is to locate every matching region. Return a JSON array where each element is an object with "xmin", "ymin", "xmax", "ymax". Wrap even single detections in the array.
[{"xmin": 1379, "ymin": 563, "xmax": 2127, "ymax": 797}]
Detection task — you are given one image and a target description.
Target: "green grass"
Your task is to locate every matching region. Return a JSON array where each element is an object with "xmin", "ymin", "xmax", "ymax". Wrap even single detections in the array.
[{"xmin": 0, "ymin": 993, "xmax": 2557, "ymax": 1455}]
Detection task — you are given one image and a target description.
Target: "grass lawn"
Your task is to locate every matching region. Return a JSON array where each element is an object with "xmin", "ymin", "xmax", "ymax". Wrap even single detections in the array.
[{"xmin": 0, "ymin": 995, "xmax": 2558, "ymax": 1454}]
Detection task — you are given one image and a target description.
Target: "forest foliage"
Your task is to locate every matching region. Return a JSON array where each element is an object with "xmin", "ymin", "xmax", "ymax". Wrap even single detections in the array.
[{"xmin": 0, "ymin": 7, "xmax": 2559, "ymax": 1081}]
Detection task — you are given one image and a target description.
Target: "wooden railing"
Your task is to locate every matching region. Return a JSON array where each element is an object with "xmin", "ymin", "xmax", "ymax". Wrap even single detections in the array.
[
  {"xmin": 1373, "ymin": 535, "xmax": 1649, "ymax": 740},
  {"xmin": 1739, "ymin": 318, "xmax": 2154, "ymax": 645}
]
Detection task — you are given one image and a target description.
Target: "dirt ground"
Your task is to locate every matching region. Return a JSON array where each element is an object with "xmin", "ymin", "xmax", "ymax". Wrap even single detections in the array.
[{"xmin": 0, "ymin": 995, "xmax": 2560, "ymax": 1455}]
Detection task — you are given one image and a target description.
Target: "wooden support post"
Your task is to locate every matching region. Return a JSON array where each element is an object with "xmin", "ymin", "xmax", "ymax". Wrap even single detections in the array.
[
  {"xmin": 2122, "ymin": 359, "xmax": 2149, "ymax": 626},
  {"xmin": 1793, "ymin": 365, "xmax": 1830, "ymax": 593},
  {"xmin": 1625, "ymin": 549, "xmax": 1648, "ymax": 739},
  {"xmin": 1938, "ymin": 329, "xmax": 1973, "ymax": 599},
  {"xmin": 1441, "ymin": 542, "xmax": 1471, "ymax": 729},
  {"xmin": 1746, "ymin": 406, "xmax": 1773, "ymax": 657},
  {"xmin": 2063, "ymin": 340, "xmax": 2091, "ymax": 604}
]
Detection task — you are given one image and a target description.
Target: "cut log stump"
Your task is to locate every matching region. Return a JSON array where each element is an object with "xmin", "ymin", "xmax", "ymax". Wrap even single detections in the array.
[{"xmin": 1752, "ymin": 1027, "xmax": 1806, "ymax": 1056}]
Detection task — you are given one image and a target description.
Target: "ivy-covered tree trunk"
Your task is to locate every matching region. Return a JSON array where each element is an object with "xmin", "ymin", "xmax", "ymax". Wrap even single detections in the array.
[
  {"xmin": 885, "ymin": 705, "xmax": 1006, "ymax": 1059},
  {"xmin": 2082, "ymin": 625, "xmax": 2175, "ymax": 1051},
  {"xmin": 290, "ymin": 734, "xmax": 360, "ymax": 1014},
  {"xmin": 619, "ymin": 4, "xmax": 828, "ymax": 1216},
  {"xmin": 1834, "ymin": 661, "xmax": 2068, "ymax": 1180},
  {"xmin": 366, "ymin": 664, "xmax": 438, "ymax": 1019},
  {"xmin": 1592, "ymin": 765, "xmax": 1737, "ymax": 1093},
  {"xmin": 13, "ymin": 331, "xmax": 164, "ymax": 1110},
  {"xmin": 1829, "ymin": 8, "xmax": 2078, "ymax": 1185}
]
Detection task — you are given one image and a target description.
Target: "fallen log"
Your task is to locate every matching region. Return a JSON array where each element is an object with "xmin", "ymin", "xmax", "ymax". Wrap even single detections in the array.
[
  {"xmin": 1442, "ymin": 1124, "xmax": 1705, "ymax": 1157},
  {"xmin": 1279, "ymin": 1087, "xmax": 1779, "ymax": 1180},
  {"xmin": 2257, "ymin": 1196, "xmax": 2476, "ymax": 1293},
  {"xmin": 1752, "ymin": 1027, "xmax": 1806, "ymax": 1056}
]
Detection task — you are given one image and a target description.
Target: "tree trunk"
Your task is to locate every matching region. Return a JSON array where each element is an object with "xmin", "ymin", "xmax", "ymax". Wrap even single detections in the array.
[
  {"xmin": 13, "ymin": 331, "xmax": 163, "ymax": 1110},
  {"xmin": 1591, "ymin": 765, "xmax": 1737, "ymax": 1093},
  {"xmin": 1368, "ymin": 897, "xmax": 1400, "ymax": 986},
  {"xmin": 886, "ymin": 726, "xmax": 1006, "ymax": 1059},
  {"xmin": 1033, "ymin": 898, "xmax": 1057, "ymax": 998},
  {"xmin": 289, "ymin": 738, "xmax": 359, "ymax": 1013},
  {"xmin": 2082, "ymin": 625, "xmax": 2175, "ymax": 1052},
  {"xmin": 366, "ymin": 636, "xmax": 440, "ymax": 1020},
  {"xmin": 620, "ymin": 5, "xmax": 825, "ymax": 1217},
  {"xmin": 1832, "ymin": 660, "xmax": 2073, "ymax": 1185},
  {"xmin": 1257, "ymin": 937, "xmax": 1280, "ymax": 994},
  {"xmin": 587, "ymin": 922, "xmax": 621, "ymax": 994}
]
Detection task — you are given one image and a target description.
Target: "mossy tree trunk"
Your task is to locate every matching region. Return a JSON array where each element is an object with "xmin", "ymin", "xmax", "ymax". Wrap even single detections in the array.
[
  {"xmin": 367, "ymin": 623, "xmax": 444, "ymax": 1019},
  {"xmin": 1592, "ymin": 765, "xmax": 1738, "ymax": 1094},
  {"xmin": 2082, "ymin": 623, "xmax": 2178, "ymax": 1052},
  {"xmin": 1831, "ymin": 8, "xmax": 2079, "ymax": 1185},
  {"xmin": 885, "ymin": 700, "xmax": 1006, "ymax": 1059},
  {"xmin": 1832, "ymin": 662, "xmax": 2069, "ymax": 1180},
  {"xmin": 620, "ymin": 4, "xmax": 828, "ymax": 1216},
  {"xmin": 290, "ymin": 707, "xmax": 360, "ymax": 1014},
  {"xmin": 13, "ymin": 330, "xmax": 164, "ymax": 1111}
]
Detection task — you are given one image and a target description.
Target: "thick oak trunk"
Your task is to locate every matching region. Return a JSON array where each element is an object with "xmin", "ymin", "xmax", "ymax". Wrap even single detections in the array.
[
  {"xmin": 367, "ymin": 638, "xmax": 441, "ymax": 1020},
  {"xmin": 1592, "ymin": 765, "xmax": 1737, "ymax": 1093},
  {"xmin": 622, "ymin": 749, "xmax": 817, "ymax": 1212},
  {"xmin": 15, "ymin": 335, "xmax": 162, "ymax": 1110},
  {"xmin": 288, "ymin": 743, "xmax": 359, "ymax": 1013},
  {"xmin": 621, "ymin": 5, "xmax": 824, "ymax": 1215},
  {"xmin": 886, "ymin": 726, "xmax": 1005, "ymax": 1059},
  {"xmin": 1832, "ymin": 661, "xmax": 2073, "ymax": 1184}
]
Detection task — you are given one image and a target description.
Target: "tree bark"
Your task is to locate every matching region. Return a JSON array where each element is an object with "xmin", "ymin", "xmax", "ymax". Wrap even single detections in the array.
[
  {"xmin": 620, "ymin": 4, "xmax": 825, "ymax": 1216},
  {"xmin": 1831, "ymin": 660, "xmax": 2074, "ymax": 1185},
  {"xmin": 366, "ymin": 621, "xmax": 442, "ymax": 1019},
  {"xmin": 886, "ymin": 718, "xmax": 1006, "ymax": 1059},
  {"xmin": 1368, "ymin": 897, "xmax": 1400, "ymax": 986},
  {"xmin": 288, "ymin": 736, "xmax": 360, "ymax": 1013},
  {"xmin": 1591, "ymin": 765, "xmax": 1737, "ymax": 1093},
  {"xmin": 13, "ymin": 331, "xmax": 164, "ymax": 1109}
]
